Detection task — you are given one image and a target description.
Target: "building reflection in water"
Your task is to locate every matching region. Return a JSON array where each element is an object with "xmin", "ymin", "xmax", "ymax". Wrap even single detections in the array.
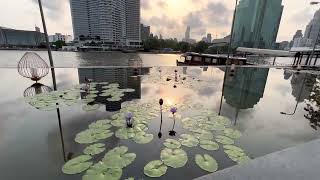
[
  {"xmin": 78, "ymin": 67, "xmax": 150, "ymax": 111},
  {"xmin": 222, "ymin": 67, "xmax": 269, "ymax": 124}
]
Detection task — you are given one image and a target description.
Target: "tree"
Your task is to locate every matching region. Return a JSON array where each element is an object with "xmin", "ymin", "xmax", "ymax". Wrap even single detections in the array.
[
  {"xmin": 53, "ymin": 40, "xmax": 66, "ymax": 49},
  {"xmin": 192, "ymin": 41, "xmax": 209, "ymax": 53},
  {"xmin": 177, "ymin": 42, "xmax": 190, "ymax": 53}
]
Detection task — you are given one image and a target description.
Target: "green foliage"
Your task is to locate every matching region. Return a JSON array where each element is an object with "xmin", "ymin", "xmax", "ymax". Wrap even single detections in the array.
[
  {"xmin": 191, "ymin": 41, "xmax": 209, "ymax": 53},
  {"xmin": 53, "ymin": 40, "xmax": 66, "ymax": 49}
]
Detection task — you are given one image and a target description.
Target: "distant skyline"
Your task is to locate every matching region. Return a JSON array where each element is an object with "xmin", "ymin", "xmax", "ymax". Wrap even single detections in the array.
[{"xmin": 0, "ymin": 0, "xmax": 318, "ymax": 41}]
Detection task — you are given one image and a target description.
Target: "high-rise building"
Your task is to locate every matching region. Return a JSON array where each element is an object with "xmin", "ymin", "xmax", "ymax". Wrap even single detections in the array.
[
  {"xmin": 232, "ymin": 0, "xmax": 283, "ymax": 49},
  {"xmin": 70, "ymin": 0, "xmax": 141, "ymax": 48},
  {"xmin": 0, "ymin": 26, "xmax": 45, "ymax": 47},
  {"xmin": 140, "ymin": 24, "xmax": 150, "ymax": 41},
  {"xmin": 207, "ymin": 33, "xmax": 212, "ymax": 43},
  {"xmin": 185, "ymin": 26, "xmax": 190, "ymax": 40},
  {"xmin": 304, "ymin": 9, "xmax": 320, "ymax": 45}
]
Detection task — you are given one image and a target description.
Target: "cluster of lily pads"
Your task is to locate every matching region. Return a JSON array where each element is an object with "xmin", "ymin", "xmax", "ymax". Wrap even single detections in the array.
[
  {"xmin": 24, "ymin": 89, "xmax": 81, "ymax": 111},
  {"xmin": 62, "ymin": 146, "xmax": 136, "ymax": 180},
  {"xmin": 61, "ymin": 97, "xmax": 251, "ymax": 179},
  {"xmin": 142, "ymin": 109, "xmax": 250, "ymax": 178},
  {"xmin": 24, "ymin": 81, "xmax": 136, "ymax": 112}
]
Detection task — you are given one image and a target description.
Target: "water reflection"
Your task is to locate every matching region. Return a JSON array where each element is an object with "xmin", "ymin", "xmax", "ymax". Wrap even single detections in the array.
[
  {"xmin": 23, "ymin": 83, "xmax": 52, "ymax": 98},
  {"xmin": 222, "ymin": 67, "xmax": 269, "ymax": 124},
  {"xmin": 78, "ymin": 67, "xmax": 150, "ymax": 111},
  {"xmin": 304, "ymin": 78, "xmax": 320, "ymax": 130}
]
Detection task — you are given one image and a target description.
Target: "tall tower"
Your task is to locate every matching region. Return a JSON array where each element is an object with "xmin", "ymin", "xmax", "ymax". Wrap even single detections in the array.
[
  {"xmin": 304, "ymin": 9, "xmax": 320, "ymax": 44},
  {"xmin": 70, "ymin": 0, "xmax": 141, "ymax": 47},
  {"xmin": 185, "ymin": 26, "xmax": 191, "ymax": 40},
  {"xmin": 232, "ymin": 0, "xmax": 283, "ymax": 49}
]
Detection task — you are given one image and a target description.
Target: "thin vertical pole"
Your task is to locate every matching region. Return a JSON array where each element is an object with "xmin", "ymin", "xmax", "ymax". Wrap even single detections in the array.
[
  {"xmin": 219, "ymin": 67, "xmax": 228, "ymax": 115},
  {"xmin": 227, "ymin": 0, "xmax": 239, "ymax": 61},
  {"xmin": 38, "ymin": 0, "xmax": 57, "ymax": 91}
]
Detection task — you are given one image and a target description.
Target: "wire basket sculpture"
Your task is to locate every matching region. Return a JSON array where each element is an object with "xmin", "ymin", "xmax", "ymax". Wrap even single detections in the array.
[
  {"xmin": 18, "ymin": 52, "xmax": 49, "ymax": 81},
  {"xmin": 23, "ymin": 83, "xmax": 53, "ymax": 98}
]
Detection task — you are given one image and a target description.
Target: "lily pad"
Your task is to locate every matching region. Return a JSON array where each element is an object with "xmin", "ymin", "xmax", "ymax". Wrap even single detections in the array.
[
  {"xmin": 89, "ymin": 120, "xmax": 112, "ymax": 130},
  {"xmin": 144, "ymin": 160, "xmax": 167, "ymax": 178},
  {"xmin": 160, "ymin": 148, "xmax": 188, "ymax": 168},
  {"xmin": 199, "ymin": 140, "xmax": 219, "ymax": 151},
  {"xmin": 133, "ymin": 123, "xmax": 148, "ymax": 132},
  {"xmin": 133, "ymin": 132, "xmax": 153, "ymax": 144},
  {"xmin": 75, "ymin": 129, "xmax": 113, "ymax": 144},
  {"xmin": 83, "ymin": 161, "xmax": 122, "ymax": 180},
  {"xmin": 193, "ymin": 130, "xmax": 213, "ymax": 140},
  {"xmin": 195, "ymin": 154, "xmax": 218, "ymax": 173},
  {"xmin": 179, "ymin": 134, "xmax": 199, "ymax": 147},
  {"xmin": 111, "ymin": 120, "xmax": 125, "ymax": 127},
  {"xmin": 223, "ymin": 145, "xmax": 250, "ymax": 164},
  {"xmin": 224, "ymin": 128, "xmax": 242, "ymax": 139},
  {"xmin": 163, "ymin": 139, "xmax": 181, "ymax": 149},
  {"xmin": 216, "ymin": 116, "xmax": 231, "ymax": 126},
  {"xmin": 84, "ymin": 143, "xmax": 106, "ymax": 155},
  {"xmin": 82, "ymin": 104, "xmax": 100, "ymax": 111},
  {"xmin": 115, "ymin": 128, "xmax": 136, "ymax": 140},
  {"xmin": 102, "ymin": 146, "xmax": 136, "ymax": 168},
  {"xmin": 215, "ymin": 135, "xmax": 234, "ymax": 145},
  {"xmin": 62, "ymin": 155, "xmax": 93, "ymax": 175}
]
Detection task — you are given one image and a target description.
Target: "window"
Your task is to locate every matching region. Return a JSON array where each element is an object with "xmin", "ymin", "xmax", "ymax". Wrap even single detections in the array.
[
  {"xmin": 194, "ymin": 56, "xmax": 201, "ymax": 62},
  {"xmin": 205, "ymin": 58, "xmax": 211, "ymax": 63},
  {"xmin": 186, "ymin": 56, "xmax": 192, "ymax": 61}
]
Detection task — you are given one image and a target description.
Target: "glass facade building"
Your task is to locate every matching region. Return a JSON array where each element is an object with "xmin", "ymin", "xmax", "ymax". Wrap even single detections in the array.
[{"xmin": 232, "ymin": 0, "xmax": 283, "ymax": 49}]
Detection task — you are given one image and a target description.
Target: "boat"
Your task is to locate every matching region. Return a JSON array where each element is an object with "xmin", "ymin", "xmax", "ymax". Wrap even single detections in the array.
[{"xmin": 176, "ymin": 52, "xmax": 247, "ymax": 66}]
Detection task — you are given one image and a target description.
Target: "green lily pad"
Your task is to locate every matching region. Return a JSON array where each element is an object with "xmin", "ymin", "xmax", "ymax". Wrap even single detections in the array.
[
  {"xmin": 89, "ymin": 120, "xmax": 112, "ymax": 130},
  {"xmin": 86, "ymin": 94, "xmax": 98, "ymax": 98},
  {"xmin": 82, "ymin": 104, "xmax": 100, "ymax": 111},
  {"xmin": 83, "ymin": 161, "xmax": 122, "ymax": 180},
  {"xmin": 115, "ymin": 128, "xmax": 136, "ymax": 140},
  {"xmin": 123, "ymin": 88, "xmax": 135, "ymax": 93},
  {"xmin": 144, "ymin": 160, "xmax": 167, "ymax": 178},
  {"xmin": 215, "ymin": 135, "xmax": 234, "ymax": 145},
  {"xmin": 163, "ymin": 139, "xmax": 181, "ymax": 149},
  {"xmin": 75, "ymin": 129, "xmax": 113, "ymax": 144},
  {"xmin": 124, "ymin": 178, "xmax": 134, "ymax": 180},
  {"xmin": 133, "ymin": 132, "xmax": 153, "ymax": 144},
  {"xmin": 216, "ymin": 116, "xmax": 231, "ymax": 126},
  {"xmin": 62, "ymin": 155, "xmax": 93, "ymax": 175},
  {"xmin": 199, "ymin": 140, "xmax": 219, "ymax": 151},
  {"xmin": 179, "ymin": 134, "xmax": 199, "ymax": 147},
  {"xmin": 84, "ymin": 143, "xmax": 106, "ymax": 155},
  {"xmin": 224, "ymin": 128, "xmax": 242, "ymax": 139},
  {"xmin": 133, "ymin": 123, "xmax": 148, "ymax": 132},
  {"xmin": 193, "ymin": 130, "xmax": 213, "ymax": 140},
  {"xmin": 111, "ymin": 120, "xmax": 125, "ymax": 127},
  {"xmin": 81, "ymin": 98, "xmax": 95, "ymax": 104},
  {"xmin": 223, "ymin": 145, "xmax": 250, "ymax": 164},
  {"xmin": 160, "ymin": 148, "xmax": 188, "ymax": 168},
  {"xmin": 102, "ymin": 146, "xmax": 136, "ymax": 168},
  {"xmin": 195, "ymin": 154, "xmax": 218, "ymax": 173},
  {"xmin": 204, "ymin": 121, "xmax": 226, "ymax": 131}
]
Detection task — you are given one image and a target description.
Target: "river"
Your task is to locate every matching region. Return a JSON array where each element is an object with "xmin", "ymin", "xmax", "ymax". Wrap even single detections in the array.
[{"xmin": 0, "ymin": 50, "xmax": 310, "ymax": 67}]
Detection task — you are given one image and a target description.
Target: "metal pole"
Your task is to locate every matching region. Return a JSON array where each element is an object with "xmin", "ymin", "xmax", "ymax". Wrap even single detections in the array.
[
  {"xmin": 37, "ymin": 0, "xmax": 57, "ymax": 90},
  {"xmin": 227, "ymin": 0, "xmax": 239, "ymax": 61}
]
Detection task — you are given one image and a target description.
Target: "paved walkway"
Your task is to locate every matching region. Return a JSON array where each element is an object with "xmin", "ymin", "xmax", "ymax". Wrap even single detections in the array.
[{"xmin": 195, "ymin": 139, "xmax": 320, "ymax": 180}]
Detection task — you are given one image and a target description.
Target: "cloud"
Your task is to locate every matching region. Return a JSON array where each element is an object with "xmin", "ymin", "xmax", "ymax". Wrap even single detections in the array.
[
  {"xmin": 141, "ymin": 0, "xmax": 151, "ymax": 10},
  {"xmin": 31, "ymin": 0, "xmax": 66, "ymax": 20}
]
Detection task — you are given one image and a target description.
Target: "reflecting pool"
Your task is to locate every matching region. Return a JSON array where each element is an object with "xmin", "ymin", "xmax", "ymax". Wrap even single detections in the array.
[{"xmin": 0, "ymin": 66, "xmax": 319, "ymax": 180}]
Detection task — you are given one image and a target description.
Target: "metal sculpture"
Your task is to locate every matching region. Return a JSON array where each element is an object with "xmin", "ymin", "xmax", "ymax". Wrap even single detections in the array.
[
  {"xmin": 18, "ymin": 52, "xmax": 49, "ymax": 81},
  {"xmin": 23, "ymin": 83, "xmax": 52, "ymax": 98}
]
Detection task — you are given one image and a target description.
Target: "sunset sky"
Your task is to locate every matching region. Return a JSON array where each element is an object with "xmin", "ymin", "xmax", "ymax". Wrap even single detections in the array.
[{"xmin": 0, "ymin": 0, "xmax": 319, "ymax": 41}]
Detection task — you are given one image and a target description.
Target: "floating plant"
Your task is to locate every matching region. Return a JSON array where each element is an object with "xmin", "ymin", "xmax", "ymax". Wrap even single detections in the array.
[
  {"xmin": 75, "ymin": 129, "xmax": 113, "ymax": 144},
  {"xmin": 111, "ymin": 120, "xmax": 125, "ymax": 127},
  {"xmin": 62, "ymin": 155, "xmax": 93, "ymax": 175},
  {"xmin": 160, "ymin": 148, "xmax": 188, "ymax": 168},
  {"xmin": 199, "ymin": 140, "xmax": 219, "ymax": 151},
  {"xmin": 115, "ymin": 128, "xmax": 136, "ymax": 140},
  {"xmin": 179, "ymin": 134, "xmax": 199, "ymax": 147},
  {"xmin": 133, "ymin": 132, "xmax": 153, "ymax": 144},
  {"xmin": 144, "ymin": 160, "xmax": 168, "ymax": 178},
  {"xmin": 102, "ymin": 146, "xmax": 136, "ymax": 168},
  {"xmin": 195, "ymin": 154, "xmax": 218, "ymax": 173},
  {"xmin": 193, "ymin": 130, "xmax": 214, "ymax": 140},
  {"xmin": 224, "ymin": 128, "xmax": 242, "ymax": 139},
  {"xmin": 89, "ymin": 120, "xmax": 112, "ymax": 130},
  {"xmin": 82, "ymin": 161, "xmax": 122, "ymax": 180},
  {"xmin": 215, "ymin": 135, "xmax": 234, "ymax": 145},
  {"xmin": 163, "ymin": 139, "xmax": 181, "ymax": 149},
  {"xmin": 223, "ymin": 145, "xmax": 250, "ymax": 164},
  {"xmin": 84, "ymin": 143, "xmax": 106, "ymax": 156}
]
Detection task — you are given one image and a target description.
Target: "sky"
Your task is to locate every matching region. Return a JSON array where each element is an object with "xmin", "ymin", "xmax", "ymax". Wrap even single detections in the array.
[{"xmin": 0, "ymin": 0, "xmax": 319, "ymax": 41}]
